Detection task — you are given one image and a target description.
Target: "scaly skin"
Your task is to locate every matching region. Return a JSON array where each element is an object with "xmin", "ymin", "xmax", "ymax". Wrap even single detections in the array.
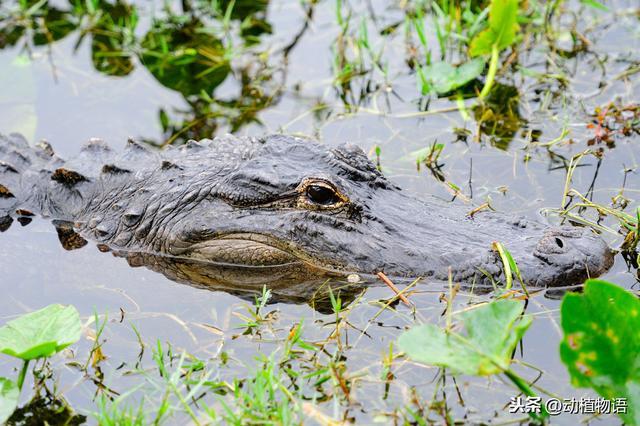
[{"xmin": 0, "ymin": 133, "xmax": 615, "ymax": 292}]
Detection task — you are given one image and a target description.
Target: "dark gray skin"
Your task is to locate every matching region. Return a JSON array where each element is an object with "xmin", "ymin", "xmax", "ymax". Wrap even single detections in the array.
[{"xmin": 0, "ymin": 133, "xmax": 614, "ymax": 293}]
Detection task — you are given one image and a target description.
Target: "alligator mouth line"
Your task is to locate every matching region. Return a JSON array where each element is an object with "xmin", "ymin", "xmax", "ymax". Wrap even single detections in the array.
[{"xmin": 171, "ymin": 232, "xmax": 348, "ymax": 273}]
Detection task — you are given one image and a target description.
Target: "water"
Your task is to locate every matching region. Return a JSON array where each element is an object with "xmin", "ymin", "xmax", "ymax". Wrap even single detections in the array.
[{"xmin": 0, "ymin": 0, "xmax": 638, "ymax": 423}]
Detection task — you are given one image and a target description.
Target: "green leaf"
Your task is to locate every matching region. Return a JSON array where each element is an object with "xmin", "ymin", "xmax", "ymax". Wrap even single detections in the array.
[
  {"xmin": 580, "ymin": 0, "xmax": 609, "ymax": 11},
  {"xmin": 470, "ymin": 32, "xmax": 493, "ymax": 57},
  {"xmin": 0, "ymin": 305, "xmax": 81, "ymax": 360},
  {"xmin": 419, "ymin": 59, "xmax": 485, "ymax": 94},
  {"xmin": 0, "ymin": 378, "xmax": 18, "ymax": 424},
  {"xmin": 469, "ymin": 0, "xmax": 520, "ymax": 57},
  {"xmin": 560, "ymin": 279, "xmax": 640, "ymax": 425},
  {"xmin": 399, "ymin": 299, "xmax": 531, "ymax": 375}
]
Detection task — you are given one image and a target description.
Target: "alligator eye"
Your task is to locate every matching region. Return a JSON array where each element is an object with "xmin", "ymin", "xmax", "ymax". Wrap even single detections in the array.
[{"xmin": 306, "ymin": 184, "xmax": 340, "ymax": 205}]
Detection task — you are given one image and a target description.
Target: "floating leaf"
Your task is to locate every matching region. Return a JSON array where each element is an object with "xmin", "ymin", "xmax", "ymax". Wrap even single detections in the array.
[
  {"xmin": 398, "ymin": 299, "xmax": 531, "ymax": 375},
  {"xmin": 560, "ymin": 279, "xmax": 640, "ymax": 425},
  {"xmin": 0, "ymin": 378, "xmax": 18, "ymax": 424},
  {"xmin": 0, "ymin": 305, "xmax": 81, "ymax": 360},
  {"xmin": 469, "ymin": 0, "xmax": 520, "ymax": 57},
  {"xmin": 418, "ymin": 59, "xmax": 485, "ymax": 95}
]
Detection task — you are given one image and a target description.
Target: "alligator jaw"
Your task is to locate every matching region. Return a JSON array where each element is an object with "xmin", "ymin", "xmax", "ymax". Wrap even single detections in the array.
[
  {"xmin": 179, "ymin": 236, "xmax": 300, "ymax": 267},
  {"xmin": 167, "ymin": 232, "xmax": 343, "ymax": 271}
]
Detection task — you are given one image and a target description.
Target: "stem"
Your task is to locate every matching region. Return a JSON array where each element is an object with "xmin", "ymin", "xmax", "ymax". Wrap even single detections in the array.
[
  {"xmin": 17, "ymin": 360, "xmax": 30, "ymax": 391},
  {"xmin": 479, "ymin": 44, "xmax": 500, "ymax": 99},
  {"xmin": 504, "ymin": 369, "xmax": 534, "ymax": 396},
  {"xmin": 504, "ymin": 369, "xmax": 549, "ymax": 422}
]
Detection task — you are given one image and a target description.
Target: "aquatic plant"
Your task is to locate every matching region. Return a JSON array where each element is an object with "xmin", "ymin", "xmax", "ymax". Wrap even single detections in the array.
[
  {"xmin": 560, "ymin": 279, "xmax": 640, "ymax": 425},
  {"xmin": 469, "ymin": 0, "xmax": 520, "ymax": 98},
  {"xmin": 398, "ymin": 298, "xmax": 547, "ymax": 422},
  {"xmin": 0, "ymin": 304, "xmax": 81, "ymax": 423}
]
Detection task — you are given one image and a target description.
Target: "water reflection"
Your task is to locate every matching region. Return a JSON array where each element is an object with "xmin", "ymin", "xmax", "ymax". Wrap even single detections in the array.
[
  {"xmin": 0, "ymin": 217, "xmax": 366, "ymax": 312},
  {"xmin": 474, "ymin": 83, "xmax": 524, "ymax": 150},
  {"xmin": 84, "ymin": 1, "xmax": 137, "ymax": 77},
  {"xmin": 121, "ymin": 251, "xmax": 366, "ymax": 313},
  {"xmin": 6, "ymin": 395, "xmax": 86, "ymax": 426},
  {"xmin": 140, "ymin": 16, "xmax": 230, "ymax": 96},
  {"xmin": 0, "ymin": 0, "xmax": 281, "ymax": 145}
]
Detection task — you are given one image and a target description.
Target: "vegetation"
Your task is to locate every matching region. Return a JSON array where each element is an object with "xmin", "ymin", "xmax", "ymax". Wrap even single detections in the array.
[
  {"xmin": 560, "ymin": 279, "xmax": 640, "ymax": 425},
  {"xmin": 0, "ymin": 305, "xmax": 81, "ymax": 424},
  {"xmin": 0, "ymin": 0, "xmax": 276, "ymax": 144},
  {"xmin": 400, "ymin": 279, "xmax": 640, "ymax": 424},
  {"xmin": 399, "ymin": 298, "xmax": 547, "ymax": 423},
  {"xmin": 1, "ymin": 279, "xmax": 637, "ymax": 424}
]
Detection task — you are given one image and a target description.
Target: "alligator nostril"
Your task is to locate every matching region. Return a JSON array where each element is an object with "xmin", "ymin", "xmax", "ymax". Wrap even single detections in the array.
[{"xmin": 555, "ymin": 237, "xmax": 564, "ymax": 248}]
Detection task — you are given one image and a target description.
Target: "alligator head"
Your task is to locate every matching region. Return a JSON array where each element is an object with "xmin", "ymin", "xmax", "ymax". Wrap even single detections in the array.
[
  {"xmin": 80, "ymin": 134, "xmax": 614, "ymax": 288},
  {"xmin": 0, "ymin": 133, "xmax": 615, "ymax": 292}
]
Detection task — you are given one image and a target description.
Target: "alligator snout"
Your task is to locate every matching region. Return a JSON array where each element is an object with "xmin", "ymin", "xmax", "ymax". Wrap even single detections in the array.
[{"xmin": 530, "ymin": 226, "xmax": 615, "ymax": 286}]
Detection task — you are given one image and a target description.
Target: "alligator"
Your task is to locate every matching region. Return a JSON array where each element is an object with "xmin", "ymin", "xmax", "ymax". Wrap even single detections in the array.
[{"xmin": 0, "ymin": 132, "xmax": 614, "ymax": 298}]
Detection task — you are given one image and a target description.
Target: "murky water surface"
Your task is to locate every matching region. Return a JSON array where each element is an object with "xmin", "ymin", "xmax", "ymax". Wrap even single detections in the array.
[{"xmin": 0, "ymin": 0, "xmax": 638, "ymax": 424}]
